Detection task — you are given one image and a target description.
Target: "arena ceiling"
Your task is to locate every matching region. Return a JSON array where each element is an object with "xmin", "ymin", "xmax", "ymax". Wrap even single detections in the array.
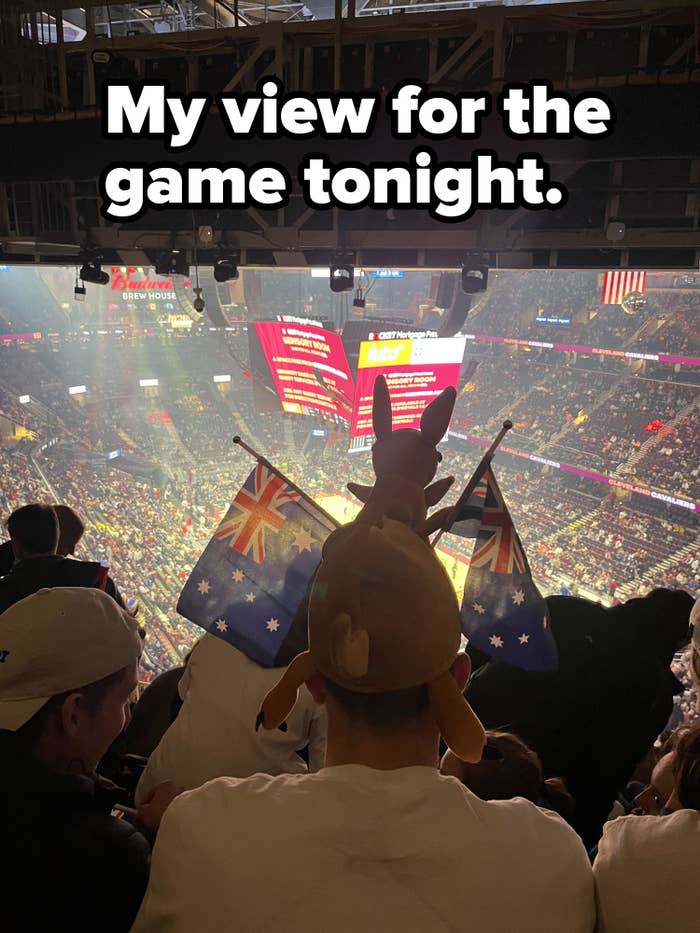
[{"xmin": 0, "ymin": 0, "xmax": 698, "ymax": 269}]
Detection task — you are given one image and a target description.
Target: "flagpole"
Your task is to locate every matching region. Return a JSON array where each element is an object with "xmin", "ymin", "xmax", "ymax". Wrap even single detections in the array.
[
  {"xmin": 233, "ymin": 436, "xmax": 340, "ymax": 529},
  {"xmin": 430, "ymin": 420, "xmax": 513, "ymax": 550}
]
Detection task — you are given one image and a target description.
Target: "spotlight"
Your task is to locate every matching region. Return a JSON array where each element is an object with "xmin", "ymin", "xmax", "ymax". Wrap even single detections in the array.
[
  {"xmin": 461, "ymin": 256, "xmax": 489, "ymax": 294},
  {"xmin": 213, "ymin": 256, "xmax": 239, "ymax": 283},
  {"xmin": 329, "ymin": 258, "xmax": 354, "ymax": 293},
  {"xmin": 79, "ymin": 259, "xmax": 110, "ymax": 286},
  {"xmin": 155, "ymin": 249, "xmax": 189, "ymax": 277}
]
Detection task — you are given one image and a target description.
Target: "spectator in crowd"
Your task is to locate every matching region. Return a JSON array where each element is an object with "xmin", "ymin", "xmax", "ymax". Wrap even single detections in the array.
[
  {"xmin": 688, "ymin": 597, "xmax": 700, "ymax": 713},
  {"xmin": 135, "ymin": 634, "xmax": 327, "ymax": 804},
  {"xmin": 0, "ymin": 538, "xmax": 13, "ymax": 576},
  {"xmin": 631, "ymin": 746, "xmax": 677, "ymax": 816},
  {"xmin": 0, "ymin": 588, "xmax": 175, "ymax": 933},
  {"xmin": 53, "ymin": 502, "xmax": 86, "ymax": 556},
  {"xmin": 465, "ymin": 588, "xmax": 694, "ymax": 848},
  {"xmin": 132, "ymin": 522, "xmax": 594, "ymax": 933},
  {"xmin": 441, "ymin": 730, "xmax": 575, "ymax": 822},
  {"xmin": 123, "ymin": 659, "xmax": 189, "ymax": 759},
  {"xmin": 594, "ymin": 720, "xmax": 700, "ymax": 933},
  {"xmin": 0, "ymin": 503, "xmax": 126, "ymax": 614}
]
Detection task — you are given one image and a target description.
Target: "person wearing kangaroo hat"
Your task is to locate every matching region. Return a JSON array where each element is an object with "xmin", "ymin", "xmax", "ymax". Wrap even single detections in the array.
[
  {"xmin": 257, "ymin": 518, "xmax": 486, "ymax": 763},
  {"xmin": 133, "ymin": 520, "xmax": 594, "ymax": 933}
]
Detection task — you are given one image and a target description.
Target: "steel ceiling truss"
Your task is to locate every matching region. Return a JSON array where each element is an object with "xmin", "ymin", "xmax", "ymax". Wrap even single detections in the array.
[
  {"xmin": 0, "ymin": 0, "xmax": 698, "ymax": 265},
  {"xmin": 1, "ymin": 169, "xmax": 698, "ymax": 269}
]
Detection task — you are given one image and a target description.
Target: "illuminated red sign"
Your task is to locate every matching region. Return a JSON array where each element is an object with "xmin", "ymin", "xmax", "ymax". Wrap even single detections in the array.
[
  {"xmin": 110, "ymin": 267, "xmax": 191, "ymax": 291},
  {"xmin": 254, "ymin": 321, "xmax": 354, "ymax": 420}
]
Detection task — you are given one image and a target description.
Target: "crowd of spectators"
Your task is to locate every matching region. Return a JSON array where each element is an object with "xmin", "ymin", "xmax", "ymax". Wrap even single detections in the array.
[
  {"xmin": 1, "ymin": 494, "xmax": 698, "ymax": 933},
  {"xmin": 0, "ymin": 336, "xmax": 696, "ymax": 680},
  {"xmin": 0, "ymin": 267, "xmax": 698, "ymax": 933},
  {"xmin": 631, "ymin": 406, "xmax": 700, "ymax": 500}
]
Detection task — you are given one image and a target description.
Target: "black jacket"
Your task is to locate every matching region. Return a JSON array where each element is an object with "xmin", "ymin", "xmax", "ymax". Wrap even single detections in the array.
[
  {"xmin": 0, "ymin": 730, "xmax": 151, "ymax": 933},
  {"xmin": 123, "ymin": 665, "xmax": 185, "ymax": 758},
  {"xmin": 466, "ymin": 594, "xmax": 688, "ymax": 848},
  {"xmin": 0, "ymin": 555, "xmax": 125, "ymax": 615}
]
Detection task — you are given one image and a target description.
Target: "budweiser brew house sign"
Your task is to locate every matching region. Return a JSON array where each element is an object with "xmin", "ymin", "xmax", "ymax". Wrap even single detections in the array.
[{"xmin": 111, "ymin": 267, "xmax": 191, "ymax": 301}]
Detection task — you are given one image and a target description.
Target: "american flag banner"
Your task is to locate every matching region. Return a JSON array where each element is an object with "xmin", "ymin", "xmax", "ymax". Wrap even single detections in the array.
[
  {"xmin": 600, "ymin": 270, "xmax": 647, "ymax": 305},
  {"xmin": 460, "ymin": 468, "xmax": 558, "ymax": 672},
  {"xmin": 177, "ymin": 464, "xmax": 337, "ymax": 667}
]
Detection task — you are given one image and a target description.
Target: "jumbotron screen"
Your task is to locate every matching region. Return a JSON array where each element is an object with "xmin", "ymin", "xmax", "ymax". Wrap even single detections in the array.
[
  {"xmin": 254, "ymin": 320, "xmax": 355, "ymax": 421},
  {"xmin": 350, "ymin": 335, "xmax": 467, "ymax": 451}
]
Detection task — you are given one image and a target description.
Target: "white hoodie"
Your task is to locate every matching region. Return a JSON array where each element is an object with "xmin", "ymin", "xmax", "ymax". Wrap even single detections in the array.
[{"xmin": 135, "ymin": 634, "xmax": 326, "ymax": 804}]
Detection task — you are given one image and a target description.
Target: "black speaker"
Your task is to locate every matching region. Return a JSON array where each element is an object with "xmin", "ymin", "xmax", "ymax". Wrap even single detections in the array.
[
  {"xmin": 461, "ymin": 263, "xmax": 488, "ymax": 294},
  {"xmin": 435, "ymin": 272, "xmax": 458, "ymax": 309}
]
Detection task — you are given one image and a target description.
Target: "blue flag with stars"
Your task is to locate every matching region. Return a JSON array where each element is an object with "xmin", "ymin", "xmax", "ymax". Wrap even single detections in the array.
[
  {"xmin": 458, "ymin": 467, "xmax": 558, "ymax": 672},
  {"xmin": 177, "ymin": 463, "xmax": 337, "ymax": 667}
]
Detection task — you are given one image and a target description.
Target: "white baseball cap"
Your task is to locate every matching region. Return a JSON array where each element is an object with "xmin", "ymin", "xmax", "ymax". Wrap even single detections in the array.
[{"xmin": 0, "ymin": 587, "xmax": 143, "ymax": 731}]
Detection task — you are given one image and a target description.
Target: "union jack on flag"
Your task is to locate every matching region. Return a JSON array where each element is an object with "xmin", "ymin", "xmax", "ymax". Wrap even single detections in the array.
[
  {"xmin": 470, "ymin": 471, "xmax": 526, "ymax": 574},
  {"xmin": 177, "ymin": 464, "xmax": 337, "ymax": 667},
  {"xmin": 214, "ymin": 464, "xmax": 300, "ymax": 564},
  {"xmin": 458, "ymin": 467, "xmax": 558, "ymax": 672}
]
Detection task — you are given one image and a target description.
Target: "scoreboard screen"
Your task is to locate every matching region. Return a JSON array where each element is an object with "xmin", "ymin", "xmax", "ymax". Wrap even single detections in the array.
[{"xmin": 349, "ymin": 336, "xmax": 466, "ymax": 450}]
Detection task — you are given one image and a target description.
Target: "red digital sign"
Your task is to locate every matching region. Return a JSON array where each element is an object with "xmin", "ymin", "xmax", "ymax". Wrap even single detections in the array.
[
  {"xmin": 350, "ymin": 336, "xmax": 466, "ymax": 450},
  {"xmin": 254, "ymin": 321, "xmax": 355, "ymax": 420}
]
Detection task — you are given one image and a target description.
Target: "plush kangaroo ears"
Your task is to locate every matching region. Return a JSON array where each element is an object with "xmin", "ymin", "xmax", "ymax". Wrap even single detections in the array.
[
  {"xmin": 429, "ymin": 670, "xmax": 485, "ymax": 763},
  {"xmin": 424, "ymin": 476, "xmax": 454, "ymax": 508},
  {"xmin": 372, "ymin": 375, "xmax": 393, "ymax": 440},
  {"xmin": 258, "ymin": 651, "xmax": 317, "ymax": 731},
  {"xmin": 420, "ymin": 386, "xmax": 457, "ymax": 446}
]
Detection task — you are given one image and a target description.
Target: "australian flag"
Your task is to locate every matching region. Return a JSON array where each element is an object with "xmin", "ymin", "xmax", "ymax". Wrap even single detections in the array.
[
  {"xmin": 177, "ymin": 463, "xmax": 337, "ymax": 667},
  {"xmin": 457, "ymin": 467, "xmax": 558, "ymax": 672}
]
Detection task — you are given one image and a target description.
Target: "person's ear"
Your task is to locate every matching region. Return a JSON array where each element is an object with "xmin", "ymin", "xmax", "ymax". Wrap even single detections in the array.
[
  {"xmin": 450, "ymin": 653, "xmax": 471, "ymax": 692},
  {"xmin": 59, "ymin": 692, "xmax": 85, "ymax": 738},
  {"xmin": 305, "ymin": 673, "xmax": 327, "ymax": 706}
]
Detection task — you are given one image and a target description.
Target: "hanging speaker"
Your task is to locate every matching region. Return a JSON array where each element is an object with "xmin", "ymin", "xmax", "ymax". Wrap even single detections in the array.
[
  {"xmin": 438, "ymin": 292, "xmax": 472, "ymax": 337},
  {"xmin": 206, "ymin": 303, "xmax": 229, "ymax": 328},
  {"xmin": 435, "ymin": 272, "xmax": 458, "ymax": 309}
]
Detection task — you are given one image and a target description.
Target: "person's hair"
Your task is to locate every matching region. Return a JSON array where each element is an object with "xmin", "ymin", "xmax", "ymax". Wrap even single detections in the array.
[
  {"xmin": 460, "ymin": 731, "xmax": 575, "ymax": 821},
  {"xmin": 6, "ymin": 504, "xmax": 59, "ymax": 557},
  {"xmin": 688, "ymin": 645, "xmax": 700, "ymax": 693},
  {"xmin": 643, "ymin": 588, "xmax": 694, "ymax": 641},
  {"xmin": 323, "ymin": 678, "xmax": 430, "ymax": 734},
  {"xmin": 53, "ymin": 504, "xmax": 85, "ymax": 555},
  {"xmin": 674, "ymin": 721, "xmax": 700, "ymax": 811},
  {"xmin": 15, "ymin": 666, "xmax": 129, "ymax": 751}
]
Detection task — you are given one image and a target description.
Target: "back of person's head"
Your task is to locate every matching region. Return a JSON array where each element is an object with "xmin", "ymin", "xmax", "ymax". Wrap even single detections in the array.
[
  {"xmin": 674, "ymin": 721, "xmax": 700, "ymax": 811},
  {"xmin": 0, "ymin": 587, "xmax": 142, "ymax": 774},
  {"xmin": 616, "ymin": 587, "xmax": 693, "ymax": 656},
  {"xmin": 322, "ymin": 679, "xmax": 430, "ymax": 734},
  {"xmin": 53, "ymin": 505, "xmax": 85, "ymax": 557},
  {"xmin": 260, "ymin": 519, "xmax": 485, "ymax": 763},
  {"xmin": 441, "ymin": 730, "xmax": 575, "ymax": 821},
  {"xmin": 6, "ymin": 504, "xmax": 59, "ymax": 560},
  {"xmin": 633, "ymin": 748, "xmax": 678, "ymax": 815}
]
